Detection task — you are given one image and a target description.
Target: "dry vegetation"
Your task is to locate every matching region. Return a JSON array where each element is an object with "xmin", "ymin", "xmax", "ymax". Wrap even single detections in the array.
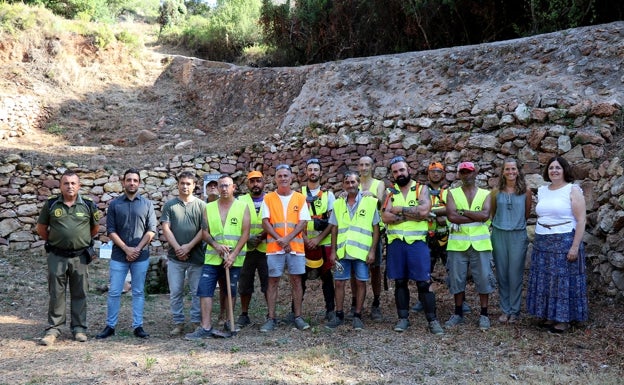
[
  {"xmin": 1, "ymin": 10, "xmax": 624, "ymax": 385},
  {"xmin": 0, "ymin": 251, "xmax": 622, "ymax": 385}
]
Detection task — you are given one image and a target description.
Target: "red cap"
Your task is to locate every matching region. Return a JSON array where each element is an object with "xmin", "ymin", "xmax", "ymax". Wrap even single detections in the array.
[{"xmin": 458, "ymin": 162, "xmax": 475, "ymax": 171}]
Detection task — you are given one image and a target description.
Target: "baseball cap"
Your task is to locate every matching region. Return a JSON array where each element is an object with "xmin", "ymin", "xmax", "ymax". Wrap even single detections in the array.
[
  {"xmin": 428, "ymin": 162, "xmax": 444, "ymax": 171},
  {"xmin": 247, "ymin": 170, "xmax": 263, "ymax": 179},
  {"xmin": 458, "ymin": 162, "xmax": 475, "ymax": 171}
]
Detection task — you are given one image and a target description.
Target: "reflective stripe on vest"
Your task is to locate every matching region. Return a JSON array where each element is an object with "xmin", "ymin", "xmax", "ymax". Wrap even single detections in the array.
[
  {"xmin": 264, "ymin": 191, "xmax": 306, "ymax": 255},
  {"xmin": 238, "ymin": 194, "xmax": 267, "ymax": 253},
  {"xmin": 205, "ymin": 200, "xmax": 248, "ymax": 266},
  {"xmin": 302, "ymin": 186, "xmax": 331, "ymax": 246},
  {"xmin": 360, "ymin": 179, "xmax": 385, "ymax": 230},
  {"xmin": 334, "ymin": 196, "xmax": 377, "ymax": 261},
  {"xmin": 386, "ymin": 182, "xmax": 428, "ymax": 244},
  {"xmin": 446, "ymin": 187, "xmax": 493, "ymax": 252}
]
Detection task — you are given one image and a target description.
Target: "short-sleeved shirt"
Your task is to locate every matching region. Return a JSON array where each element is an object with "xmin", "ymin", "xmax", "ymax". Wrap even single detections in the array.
[
  {"xmin": 329, "ymin": 191, "xmax": 380, "ymax": 226},
  {"xmin": 37, "ymin": 194, "xmax": 97, "ymax": 250},
  {"xmin": 107, "ymin": 193, "xmax": 157, "ymax": 262},
  {"xmin": 161, "ymin": 196, "xmax": 207, "ymax": 265}
]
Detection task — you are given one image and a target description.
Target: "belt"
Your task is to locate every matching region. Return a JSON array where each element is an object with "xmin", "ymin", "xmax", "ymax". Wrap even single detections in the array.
[
  {"xmin": 538, "ymin": 221, "xmax": 571, "ymax": 229},
  {"xmin": 46, "ymin": 244, "xmax": 87, "ymax": 258}
]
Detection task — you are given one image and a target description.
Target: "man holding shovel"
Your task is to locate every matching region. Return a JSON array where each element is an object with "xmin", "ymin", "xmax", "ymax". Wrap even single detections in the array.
[{"xmin": 185, "ymin": 175, "xmax": 250, "ymax": 340}]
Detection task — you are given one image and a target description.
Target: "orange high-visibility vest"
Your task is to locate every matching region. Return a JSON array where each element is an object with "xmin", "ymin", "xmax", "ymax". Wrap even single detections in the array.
[{"xmin": 264, "ymin": 191, "xmax": 306, "ymax": 255}]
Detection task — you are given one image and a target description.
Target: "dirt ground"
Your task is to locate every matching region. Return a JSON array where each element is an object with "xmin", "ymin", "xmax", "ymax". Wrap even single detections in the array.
[{"xmin": 0, "ymin": 251, "xmax": 622, "ymax": 385}]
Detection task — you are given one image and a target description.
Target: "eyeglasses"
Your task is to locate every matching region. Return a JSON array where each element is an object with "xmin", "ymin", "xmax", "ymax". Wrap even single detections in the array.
[
  {"xmin": 389, "ymin": 156, "xmax": 406, "ymax": 166},
  {"xmin": 306, "ymin": 158, "xmax": 321, "ymax": 166},
  {"xmin": 218, "ymin": 184, "xmax": 232, "ymax": 189},
  {"xmin": 276, "ymin": 164, "xmax": 291, "ymax": 171}
]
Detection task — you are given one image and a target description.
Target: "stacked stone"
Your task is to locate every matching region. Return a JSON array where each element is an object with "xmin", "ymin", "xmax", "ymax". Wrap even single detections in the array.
[
  {"xmin": 0, "ymin": 95, "xmax": 49, "ymax": 140},
  {"xmin": 0, "ymin": 98, "xmax": 622, "ymax": 297}
]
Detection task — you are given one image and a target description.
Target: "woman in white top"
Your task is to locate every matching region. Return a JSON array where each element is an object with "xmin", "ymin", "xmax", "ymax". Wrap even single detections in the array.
[{"xmin": 526, "ymin": 157, "xmax": 588, "ymax": 333}]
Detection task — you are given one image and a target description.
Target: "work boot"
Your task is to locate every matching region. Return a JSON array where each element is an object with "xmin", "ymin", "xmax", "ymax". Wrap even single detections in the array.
[{"xmin": 40, "ymin": 333, "xmax": 57, "ymax": 346}]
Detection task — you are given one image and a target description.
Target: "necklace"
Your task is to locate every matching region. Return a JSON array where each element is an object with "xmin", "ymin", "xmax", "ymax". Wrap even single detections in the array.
[{"xmin": 505, "ymin": 192, "xmax": 512, "ymax": 210}]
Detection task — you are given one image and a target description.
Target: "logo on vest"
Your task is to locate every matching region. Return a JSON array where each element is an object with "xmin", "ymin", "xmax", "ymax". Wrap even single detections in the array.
[
  {"xmin": 53, "ymin": 208, "xmax": 63, "ymax": 218},
  {"xmin": 293, "ymin": 205, "xmax": 299, "ymax": 212},
  {"xmin": 358, "ymin": 209, "xmax": 367, "ymax": 217},
  {"xmin": 230, "ymin": 218, "xmax": 239, "ymax": 226},
  {"xmin": 408, "ymin": 200, "xmax": 416, "ymax": 206}
]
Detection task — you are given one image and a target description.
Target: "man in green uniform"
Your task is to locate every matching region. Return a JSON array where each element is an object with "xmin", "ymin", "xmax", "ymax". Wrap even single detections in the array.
[{"xmin": 37, "ymin": 170, "xmax": 100, "ymax": 346}]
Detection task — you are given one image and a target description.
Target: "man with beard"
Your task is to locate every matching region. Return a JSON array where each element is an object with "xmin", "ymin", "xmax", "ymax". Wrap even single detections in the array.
[
  {"xmin": 444, "ymin": 161, "xmax": 495, "ymax": 331},
  {"xmin": 97, "ymin": 168, "xmax": 157, "ymax": 340},
  {"xmin": 300, "ymin": 158, "xmax": 336, "ymax": 324},
  {"xmin": 235, "ymin": 170, "xmax": 269, "ymax": 328},
  {"xmin": 381, "ymin": 156, "xmax": 444, "ymax": 335},
  {"xmin": 161, "ymin": 171, "xmax": 206, "ymax": 336}
]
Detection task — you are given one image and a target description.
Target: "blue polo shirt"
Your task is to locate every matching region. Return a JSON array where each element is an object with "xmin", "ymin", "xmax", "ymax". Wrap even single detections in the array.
[{"xmin": 107, "ymin": 193, "xmax": 157, "ymax": 262}]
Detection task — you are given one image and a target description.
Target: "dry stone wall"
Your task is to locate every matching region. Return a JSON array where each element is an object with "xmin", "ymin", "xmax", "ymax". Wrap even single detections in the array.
[
  {"xmin": 0, "ymin": 97, "xmax": 623, "ymax": 297},
  {"xmin": 1, "ymin": 22, "xmax": 624, "ymax": 297}
]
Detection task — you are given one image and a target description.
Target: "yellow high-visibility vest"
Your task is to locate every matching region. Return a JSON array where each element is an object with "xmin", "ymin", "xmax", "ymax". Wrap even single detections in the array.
[
  {"xmin": 205, "ymin": 200, "xmax": 247, "ymax": 266},
  {"xmin": 447, "ymin": 187, "xmax": 492, "ymax": 252}
]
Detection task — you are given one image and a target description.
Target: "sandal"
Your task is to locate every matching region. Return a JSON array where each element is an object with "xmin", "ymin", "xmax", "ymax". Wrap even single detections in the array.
[{"xmin": 537, "ymin": 320, "xmax": 555, "ymax": 329}]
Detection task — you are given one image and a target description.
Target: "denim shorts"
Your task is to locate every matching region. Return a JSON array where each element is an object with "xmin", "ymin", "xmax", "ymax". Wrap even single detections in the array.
[
  {"xmin": 196, "ymin": 264, "xmax": 241, "ymax": 298},
  {"xmin": 267, "ymin": 253, "xmax": 306, "ymax": 277},
  {"xmin": 334, "ymin": 258, "xmax": 370, "ymax": 281}
]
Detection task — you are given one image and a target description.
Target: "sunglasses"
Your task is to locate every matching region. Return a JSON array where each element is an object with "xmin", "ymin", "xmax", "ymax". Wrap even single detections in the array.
[
  {"xmin": 276, "ymin": 164, "xmax": 291, "ymax": 171},
  {"xmin": 306, "ymin": 158, "xmax": 321, "ymax": 166}
]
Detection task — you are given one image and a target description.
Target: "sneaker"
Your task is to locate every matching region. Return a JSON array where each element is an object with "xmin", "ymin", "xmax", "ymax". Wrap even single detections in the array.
[
  {"xmin": 170, "ymin": 324, "xmax": 184, "ymax": 336},
  {"xmin": 444, "ymin": 314, "xmax": 465, "ymax": 329},
  {"xmin": 428, "ymin": 320, "xmax": 444, "ymax": 335},
  {"xmin": 370, "ymin": 306, "xmax": 382, "ymax": 322},
  {"xmin": 508, "ymin": 314, "xmax": 520, "ymax": 324},
  {"xmin": 462, "ymin": 302, "xmax": 472, "ymax": 314},
  {"xmin": 411, "ymin": 301, "xmax": 424, "ymax": 312},
  {"xmin": 294, "ymin": 316, "xmax": 310, "ymax": 331},
  {"xmin": 283, "ymin": 312, "xmax": 296, "ymax": 325},
  {"xmin": 325, "ymin": 315, "xmax": 344, "ymax": 329},
  {"xmin": 393, "ymin": 318, "xmax": 410, "ymax": 332},
  {"xmin": 236, "ymin": 314, "xmax": 251, "ymax": 328},
  {"xmin": 260, "ymin": 318, "xmax": 277, "ymax": 332},
  {"xmin": 352, "ymin": 317, "xmax": 364, "ymax": 331},
  {"xmin": 325, "ymin": 310, "xmax": 337, "ymax": 323},
  {"xmin": 184, "ymin": 327, "xmax": 214, "ymax": 340},
  {"xmin": 345, "ymin": 306, "xmax": 355, "ymax": 321},
  {"xmin": 40, "ymin": 333, "xmax": 56, "ymax": 346},
  {"xmin": 498, "ymin": 314, "xmax": 509, "ymax": 323},
  {"xmin": 74, "ymin": 332, "xmax": 88, "ymax": 342},
  {"xmin": 478, "ymin": 315, "xmax": 491, "ymax": 331}
]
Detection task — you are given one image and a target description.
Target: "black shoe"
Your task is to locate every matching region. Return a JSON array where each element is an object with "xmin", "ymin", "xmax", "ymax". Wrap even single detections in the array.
[
  {"xmin": 133, "ymin": 326, "xmax": 150, "ymax": 338},
  {"xmin": 96, "ymin": 326, "xmax": 115, "ymax": 339}
]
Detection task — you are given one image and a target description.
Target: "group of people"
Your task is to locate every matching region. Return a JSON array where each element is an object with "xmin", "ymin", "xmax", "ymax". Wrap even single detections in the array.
[{"xmin": 37, "ymin": 154, "xmax": 589, "ymax": 345}]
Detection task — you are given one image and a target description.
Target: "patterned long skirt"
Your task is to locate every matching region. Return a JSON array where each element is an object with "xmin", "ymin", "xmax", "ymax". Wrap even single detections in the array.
[{"xmin": 526, "ymin": 231, "xmax": 588, "ymax": 322}]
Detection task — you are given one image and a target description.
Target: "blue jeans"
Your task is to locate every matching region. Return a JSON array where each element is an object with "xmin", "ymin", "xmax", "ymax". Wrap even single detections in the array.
[
  {"xmin": 167, "ymin": 259, "xmax": 203, "ymax": 324},
  {"xmin": 106, "ymin": 258, "xmax": 149, "ymax": 329}
]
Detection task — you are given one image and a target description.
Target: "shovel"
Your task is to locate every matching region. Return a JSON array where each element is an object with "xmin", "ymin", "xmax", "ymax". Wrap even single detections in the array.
[{"xmin": 211, "ymin": 264, "xmax": 238, "ymax": 338}]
